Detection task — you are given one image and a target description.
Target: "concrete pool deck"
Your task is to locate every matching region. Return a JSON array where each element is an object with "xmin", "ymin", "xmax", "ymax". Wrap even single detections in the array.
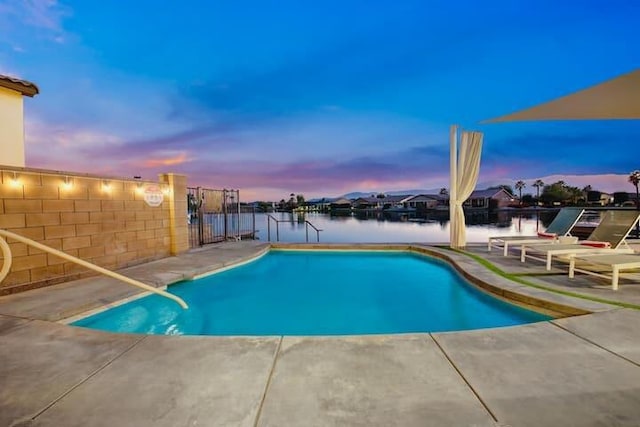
[{"xmin": 1, "ymin": 242, "xmax": 640, "ymax": 426}]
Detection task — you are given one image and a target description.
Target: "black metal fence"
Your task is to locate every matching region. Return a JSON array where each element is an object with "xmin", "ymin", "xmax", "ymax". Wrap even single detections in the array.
[{"xmin": 187, "ymin": 187, "xmax": 257, "ymax": 248}]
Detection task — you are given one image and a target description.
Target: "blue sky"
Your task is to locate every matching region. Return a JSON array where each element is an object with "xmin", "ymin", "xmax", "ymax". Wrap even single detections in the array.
[{"xmin": 1, "ymin": 0, "xmax": 639, "ymax": 200}]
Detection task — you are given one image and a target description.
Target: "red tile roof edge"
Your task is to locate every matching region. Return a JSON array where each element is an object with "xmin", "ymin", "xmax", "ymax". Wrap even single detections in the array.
[{"xmin": 0, "ymin": 74, "xmax": 39, "ymax": 97}]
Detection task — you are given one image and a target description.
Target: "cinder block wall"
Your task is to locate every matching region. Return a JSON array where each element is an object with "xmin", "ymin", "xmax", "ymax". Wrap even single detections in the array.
[{"xmin": 0, "ymin": 167, "xmax": 188, "ymax": 295}]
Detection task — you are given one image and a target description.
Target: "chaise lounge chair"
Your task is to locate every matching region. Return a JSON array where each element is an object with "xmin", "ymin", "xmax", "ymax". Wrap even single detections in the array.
[
  {"xmin": 519, "ymin": 210, "xmax": 640, "ymax": 270},
  {"xmin": 488, "ymin": 208, "xmax": 584, "ymax": 256},
  {"xmin": 568, "ymin": 253, "xmax": 640, "ymax": 290}
]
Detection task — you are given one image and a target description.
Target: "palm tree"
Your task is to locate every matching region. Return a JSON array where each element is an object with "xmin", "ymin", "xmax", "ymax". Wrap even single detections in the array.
[
  {"xmin": 439, "ymin": 188, "xmax": 448, "ymax": 196},
  {"xmin": 629, "ymin": 170, "xmax": 640, "ymax": 209},
  {"xmin": 296, "ymin": 194, "xmax": 305, "ymax": 210},
  {"xmin": 532, "ymin": 179, "xmax": 544, "ymax": 204},
  {"xmin": 515, "ymin": 180, "xmax": 526, "ymax": 205},
  {"xmin": 582, "ymin": 185, "xmax": 592, "ymax": 203},
  {"xmin": 629, "ymin": 170, "xmax": 640, "ymax": 237},
  {"xmin": 568, "ymin": 186, "xmax": 583, "ymax": 204},
  {"xmin": 285, "ymin": 193, "xmax": 296, "ymax": 211}
]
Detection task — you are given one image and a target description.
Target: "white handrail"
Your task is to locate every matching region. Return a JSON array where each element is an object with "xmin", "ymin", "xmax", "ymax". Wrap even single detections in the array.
[{"xmin": 0, "ymin": 229, "xmax": 188, "ymax": 309}]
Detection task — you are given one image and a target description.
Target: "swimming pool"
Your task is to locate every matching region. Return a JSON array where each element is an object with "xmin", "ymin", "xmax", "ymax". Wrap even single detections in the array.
[{"xmin": 72, "ymin": 250, "xmax": 550, "ymax": 335}]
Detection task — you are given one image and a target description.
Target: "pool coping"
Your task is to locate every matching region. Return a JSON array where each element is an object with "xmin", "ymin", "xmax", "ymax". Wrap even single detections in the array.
[
  {"xmin": 61, "ymin": 245, "xmax": 273, "ymax": 324},
  {"xmin": 60, "ymin": 242, "xmax": 614, "ymax": 326}
]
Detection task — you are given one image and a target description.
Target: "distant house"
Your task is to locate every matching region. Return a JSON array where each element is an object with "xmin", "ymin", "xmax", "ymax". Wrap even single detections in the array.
[
  {"xmin": 612, "ymin": 192, "xmax": 640, "ymax": 206},
  {"xmin": 306, "ymin": 198, "xmax": 332, "ymax": 211},
  {"xmin": 353, "ymin": 195, "xmax": 413, "ymax": 210},
  {"xmin": 329, "ymin": 198, "xmax": 353, "ymax": 211},
  {"xmin": 623, "ymin": 192, "xmax": 640, "ymax": 207},
  {"xmin": 464, "ymin": 188, "xmax": 515, "ymax": 209},
  {"xmin": 405, "ymin": 194, "xmax": 445, "ymax": 210},
  {"xmin": 353, "ymin": 197, "xmax": 374, "ymax": 209},
  {"xmin": 595, "ymin": 192, "xmax": 613, "ymax": 206}
]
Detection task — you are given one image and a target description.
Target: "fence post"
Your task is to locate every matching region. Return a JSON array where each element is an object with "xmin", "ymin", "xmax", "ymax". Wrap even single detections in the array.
[
  {"xmin": 197, "ymin": 187, "xmax": 204, "ymax": 246},
  {"xmin": 237, "ymin": 190, "xmax": 241, "ymax": 240},
  {"xmin": 223, "ymin": 189, "xmax": 228, "ymax": 240},
  {"xmin": 252, "ymin": 207, "xmax": 256, "ymax": 239}
]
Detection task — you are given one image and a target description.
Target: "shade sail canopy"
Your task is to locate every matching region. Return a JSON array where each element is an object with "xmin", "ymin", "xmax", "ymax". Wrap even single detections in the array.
[{"xmin": 484, "ymin": 69, "xmax": 640, "ymax": 123}]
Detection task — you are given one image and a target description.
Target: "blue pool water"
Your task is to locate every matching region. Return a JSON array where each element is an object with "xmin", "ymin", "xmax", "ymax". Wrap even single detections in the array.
[{"xmin": 73, "ymin": 251, "xmax": 550, "ymax": 335}]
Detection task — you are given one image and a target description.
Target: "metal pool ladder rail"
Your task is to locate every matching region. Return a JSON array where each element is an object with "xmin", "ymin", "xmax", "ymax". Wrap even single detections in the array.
[
  {"xmin": 266, "ymin": 215, "xmax": 323, "ymax": 242},
  {"xmin": 305, "ymin": 220, "xmax": 322, "ymax": 243},
  {"xmin": 0, "ymin": 229, "xmax": 188, "ymax": 309}
]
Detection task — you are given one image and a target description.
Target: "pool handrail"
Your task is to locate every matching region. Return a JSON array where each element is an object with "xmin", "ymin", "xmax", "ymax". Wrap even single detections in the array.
[
  {"xmin": 0, "ymin": 229, "xmax": 188, "ymax": 310},
  {"xmin": 305, "ymin": 220, "xmax": 322, "ymax": 243},
  {"xmin": 266, "ymin": 214, "xmax": 322, "ymax": 242},
  {"xmin": 266, "ymin": 214, "xmax": 280, "ymax": 241}
]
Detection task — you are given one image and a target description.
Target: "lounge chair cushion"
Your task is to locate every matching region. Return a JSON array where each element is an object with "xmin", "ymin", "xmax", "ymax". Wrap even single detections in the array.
[{"xmin": 579, "ymin": 241, "xmax": 611, "ymax": 248}]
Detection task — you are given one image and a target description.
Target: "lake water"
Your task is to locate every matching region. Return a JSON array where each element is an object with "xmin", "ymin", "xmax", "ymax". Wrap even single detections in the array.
[{"xmin": 254, "ymin": 210, "xmax": 562, "ymax": 243}]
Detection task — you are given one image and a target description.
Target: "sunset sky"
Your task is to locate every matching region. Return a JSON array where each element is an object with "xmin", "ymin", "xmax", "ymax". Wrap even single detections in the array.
[{"xmin": 2, "ymin": 0, "xmax": 639, "ymax": 201}]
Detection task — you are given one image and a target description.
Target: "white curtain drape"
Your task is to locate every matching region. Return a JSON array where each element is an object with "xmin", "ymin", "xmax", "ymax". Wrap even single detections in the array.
[{"xmin": 449, "ymin": 127, "xmax": 483, "ymax": 248}]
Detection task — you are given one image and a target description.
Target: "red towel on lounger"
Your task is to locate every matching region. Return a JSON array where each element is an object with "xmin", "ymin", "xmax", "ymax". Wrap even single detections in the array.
[
  {"xmin": 579, "ymin": 241, "xmax": 611, "ymax": 248},
  {"xmin": 537, "ymin": 232, "xmax": 557, "ymax": 239}
]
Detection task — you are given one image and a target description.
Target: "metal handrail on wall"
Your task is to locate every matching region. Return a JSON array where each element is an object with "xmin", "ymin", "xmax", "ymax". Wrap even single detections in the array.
[
  {"xmin": 266, "ymin": 214, "xmax": 323, "ymax": 242},
  {"xmin": 0, "ymin": 229, "xmax": 188, "ymax": 309}
]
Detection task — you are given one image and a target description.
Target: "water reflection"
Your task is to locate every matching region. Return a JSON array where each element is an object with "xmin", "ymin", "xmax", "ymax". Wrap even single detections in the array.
[{"xmin": 257, "ymin": 210, "xmax": 560, "ymax": 244}]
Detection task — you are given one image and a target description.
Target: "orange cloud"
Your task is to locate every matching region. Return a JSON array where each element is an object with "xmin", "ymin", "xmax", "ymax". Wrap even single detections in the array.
[{"xmin": 143, "ymin": 153, "xmax": 191, "ymax": 167}]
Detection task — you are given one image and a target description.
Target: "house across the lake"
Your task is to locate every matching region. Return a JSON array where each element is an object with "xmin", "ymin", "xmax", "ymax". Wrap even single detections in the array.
[
  {"xmin": 301, "ymin": 187, "xmax": 521, "ymax": 214},
  {"xmin": 353, "ymin": 195, "xmax": 413, "ymax": 211},
  {"xmin": 405, "ymin": 194, "xmax": 447, "ymax": 211},
  {"xmin": 271, "ymin": 186, "xmax": 636, "ymax": 215},
  {"xmin": 329, "ymin": 198, "xmax": 353, "ymax": 212},
  {"xmin": 404, "ymin": 189, "xmax": 513, "ymax": 211},
  {"xmin": 339, "ymin": 189, "xmax": 518, "ymax": 212},
  {"xmin": 464, "ymin": 188, "xmax": 515, "ymax": 210}
]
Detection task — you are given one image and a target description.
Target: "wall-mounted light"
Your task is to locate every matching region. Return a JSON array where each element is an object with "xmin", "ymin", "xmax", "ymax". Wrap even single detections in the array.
[
  {"xmin": 161, "ymin": 184, "xmax": 171, "ymax": 195},
  {"xmin": 62, "ymin": 176, "xmax": 73, "ymax": 190},
  {"xmin": 9, "ymin": 172, "xmax": 20, "ymax": 187},
  {"xmin": 135, "ymin": 182, "xmax": 144, "ymax": 195},
  {"xmin": 102, "ymin": 180, "xmax": 111, "ymax": 192}
]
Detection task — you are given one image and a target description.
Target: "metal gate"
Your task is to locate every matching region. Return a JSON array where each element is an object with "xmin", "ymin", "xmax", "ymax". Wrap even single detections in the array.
[{"xmin": 187, "ymin": 187, "xmax": 256, "ymax": 247}]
